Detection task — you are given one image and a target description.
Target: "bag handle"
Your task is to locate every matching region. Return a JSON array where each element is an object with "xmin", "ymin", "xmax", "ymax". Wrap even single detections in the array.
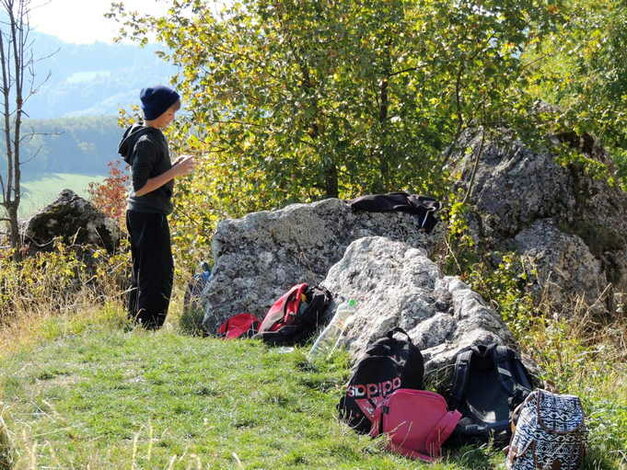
[{"xmin": 386, "ymin": 327, "xmax": 413, "ymax": 344}]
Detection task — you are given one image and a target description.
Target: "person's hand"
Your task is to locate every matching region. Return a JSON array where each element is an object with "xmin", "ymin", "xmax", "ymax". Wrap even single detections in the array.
[{"xmin": 172, "ymin": 154, "xmax": 196, "ymax": 176}]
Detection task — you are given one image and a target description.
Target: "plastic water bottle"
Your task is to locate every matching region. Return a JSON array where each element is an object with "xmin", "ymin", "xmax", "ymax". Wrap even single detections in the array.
[{"xmin": 307, "ymin": 299, "xmax": 357, "ymax": 363}]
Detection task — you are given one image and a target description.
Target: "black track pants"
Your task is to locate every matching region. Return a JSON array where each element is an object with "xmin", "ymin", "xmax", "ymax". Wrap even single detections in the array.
[{"xmin": 126, "ymin": 210, "xmax": 173, "ymax": 329}]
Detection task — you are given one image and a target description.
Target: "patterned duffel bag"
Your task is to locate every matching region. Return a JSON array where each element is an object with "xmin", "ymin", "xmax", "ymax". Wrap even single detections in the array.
[{"xmin": 506, "ymin": 389, "xmax": 587, "ymax": 470}]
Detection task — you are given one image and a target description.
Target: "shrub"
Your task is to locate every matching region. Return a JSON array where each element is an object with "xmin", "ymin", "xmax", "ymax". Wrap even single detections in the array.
[
  {"xmin": 0, "ymin": 238, "xmax": 129, "ymax": 326},
  {"xmin": 87, "ymin": 160, "xmax": 129, "ymax": 228}
]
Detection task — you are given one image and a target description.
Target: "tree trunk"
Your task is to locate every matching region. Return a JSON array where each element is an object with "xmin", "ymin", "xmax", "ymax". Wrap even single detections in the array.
[
  {"xmin": 5, "ymin": 203, "xmax": 20, "ymax": 260},
  {"xmin": 323, "ymin": 160, "xmax": 338, "ymax": 198},
  {"xmin": 0, "ymin": 0, "xmax": 31, "ymax": 258},
  {"xmin": 377, "ymin": 76, "xmax": 389, "ymax": 193},
  {"xmin": 298, "ymin": 64, "xmax": 339, "ymax": 199}
]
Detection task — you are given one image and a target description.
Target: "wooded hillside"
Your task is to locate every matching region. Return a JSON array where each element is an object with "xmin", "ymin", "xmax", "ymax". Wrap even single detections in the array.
[{"xmin": 0, "ymin": 116, "xmax": 121, "ymax": 178}]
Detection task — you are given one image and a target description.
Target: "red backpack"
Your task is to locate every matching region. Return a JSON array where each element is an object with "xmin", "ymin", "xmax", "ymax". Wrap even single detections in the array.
[
  {"xmin": 370, "ymin": 389, "xmax": 462, "ymax": 462},
  {"xmin": 216, "ymin": 313, "xmax": 261, "ymax": 339},
  {"xmin": 254, "ymin": 283, "xmax": 332, "ymax": 346}
]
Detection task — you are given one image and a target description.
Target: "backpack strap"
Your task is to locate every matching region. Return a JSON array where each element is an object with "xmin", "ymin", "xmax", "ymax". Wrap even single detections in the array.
[
  {"xmin": 493, "ymin": 345, "xmax": 515, "ymax": 393},
  {"xmin": 493, "ymin": 345, "xmax": 531, "ymax": 408},
  {"xmin": 368, "ymin": 401, "xmax": 385, "ymax": 438},
  {"xmin": 420, "ymin": 202, "xmax": 440, "ymax": 228},
  {"xmin": 311, "ymin": 284, "xmax": 332, "ymax": 300},
  {"xmin": 512, "ymin": 353, "xmax": 533, "ymax": 390},
  {"xmin": 454, "ymin": 420, "xmax": 494, "ymax": 436},
  {"xmin": 449, "ymin": 348, "xmax": 475, "ymax": 408}
]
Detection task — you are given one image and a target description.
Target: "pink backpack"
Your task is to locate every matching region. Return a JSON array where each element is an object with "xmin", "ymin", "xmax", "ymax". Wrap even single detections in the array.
[{"xmin": 369, "ymin": 389, "xmax": 462, "ymax": 461}]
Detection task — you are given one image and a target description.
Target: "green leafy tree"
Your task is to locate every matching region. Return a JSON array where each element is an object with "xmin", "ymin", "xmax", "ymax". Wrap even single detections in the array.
[
  {"xmin": 523, "ymin": 0, "xmax": 626, "ymax": 185},
  {"xmin": 111, "ymin": 0, "xmax": 563, "ymax": 197},
  {"xmin": 109, "ymin": 0, "xmax": 566, "ymax": 268}
]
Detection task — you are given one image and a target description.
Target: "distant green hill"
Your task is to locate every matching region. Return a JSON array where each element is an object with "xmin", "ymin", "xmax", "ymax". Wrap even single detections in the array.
[
  {"xmin": 27, "ymin": 32, "xmax": 178, "ymax": 119},
  {"xmin": 0, "ymin": 115, "xmax": 127, "ymax": 217},
  {"xmin": 0, "ymin": 32, "xmax": 179, "ymax": 176},
  {"xmin": 0, "ymin": 32, "xmax": 177, "ymax": 216}
]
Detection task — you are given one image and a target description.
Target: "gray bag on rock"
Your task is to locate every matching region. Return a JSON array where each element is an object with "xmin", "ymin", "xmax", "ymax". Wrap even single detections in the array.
[{"xmin": 506, "ymin": 389, "xmax": 587, "ymax": 470}]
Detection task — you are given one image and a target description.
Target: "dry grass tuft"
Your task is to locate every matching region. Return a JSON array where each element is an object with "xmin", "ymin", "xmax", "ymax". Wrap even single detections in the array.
[{"xmin": 0, "ymin": 413, "xmax": 13, "ymax": 470}]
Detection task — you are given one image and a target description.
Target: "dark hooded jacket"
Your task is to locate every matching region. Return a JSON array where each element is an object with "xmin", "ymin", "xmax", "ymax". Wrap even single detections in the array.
[{"xmin": 118, "ymin": 123, "xmax": 174, "ymax": 215}]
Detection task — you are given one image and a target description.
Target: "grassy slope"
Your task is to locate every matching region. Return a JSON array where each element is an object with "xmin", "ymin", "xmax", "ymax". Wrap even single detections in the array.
[
  {"xmin": 0, "ymin": 306, "xmax": 625, "ymax": 469},
  {"xmin": 20, "ymin": 173, "xmax": 105, "ymax": 218},
  {"xmin": 0, "ymin": 307, "xmax": 501, "ymax": 470}
]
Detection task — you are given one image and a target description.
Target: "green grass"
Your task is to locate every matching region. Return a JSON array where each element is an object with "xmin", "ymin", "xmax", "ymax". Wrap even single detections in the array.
[
  {"xmin": 0, "ymin": 307, "xmax": 503, "ymax": 469},
  {"xmin": 0, "ymin": 306, "xmax": 624, "ymax": 469},
  {"xmin": 19, "ymin": 173, "xmax": 105, "ymax": 218}
]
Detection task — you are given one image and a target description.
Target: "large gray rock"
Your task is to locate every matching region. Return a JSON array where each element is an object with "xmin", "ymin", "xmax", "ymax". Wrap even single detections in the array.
[
  {"xmin": 514, "ymin": 219, "xmax": 606, "ymax": 310},
  {"xmin": 201, "ymin": 198, "xmax": 442, "ymax": 333},
  {"xmin": 454, "ymin": 130, "xmax": 627, "ymax": 311},
  {"xmin": 321, "ymin": 236, "xmax": 516, "ymax": 387},
  {"xmin": 24, "ymin": 189, "xmax": 122, "ymax": 253}
]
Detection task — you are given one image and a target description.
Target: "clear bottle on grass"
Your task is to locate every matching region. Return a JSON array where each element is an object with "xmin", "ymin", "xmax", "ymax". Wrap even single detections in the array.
[{"xmin": 307, "ymin": 299, "xmax": 357, "ymax": 364}]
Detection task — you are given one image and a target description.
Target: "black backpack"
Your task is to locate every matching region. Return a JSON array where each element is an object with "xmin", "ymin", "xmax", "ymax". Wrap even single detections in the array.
[
  {"xmin": 338, "ymin": 328, "xmax": 425, "ymax": 434},
  {"xmin": 348, "ymin": 192, "xmax": 442, "ymax": 233},
  {"xmin": 254, "ymin": 283, "xmax": 332, "ymax": 346},
  {"xmin": 447, "ymin": 344, "xmax": 533, "ymax": 445}
]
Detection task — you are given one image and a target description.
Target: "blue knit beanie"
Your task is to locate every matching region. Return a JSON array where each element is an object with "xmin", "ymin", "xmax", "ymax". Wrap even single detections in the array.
[{"xmin": 140, "ymin": 85, "xmax": 181, "ymax": 120}]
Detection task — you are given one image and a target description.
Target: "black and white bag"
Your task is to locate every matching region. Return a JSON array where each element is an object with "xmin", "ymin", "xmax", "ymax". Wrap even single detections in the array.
[
  {"xmin": 507, "ymin": 389, "xmax": 587, "ymax": 470},
  {"xmin": 348, "ymin": 192, "xmax": 442, "ymax": 233}
]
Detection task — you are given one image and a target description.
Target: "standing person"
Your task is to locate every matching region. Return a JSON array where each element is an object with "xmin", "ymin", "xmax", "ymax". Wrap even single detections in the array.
[{"xmin": 118, "ymin": 85, "xmax": 195, "ymax": 329}]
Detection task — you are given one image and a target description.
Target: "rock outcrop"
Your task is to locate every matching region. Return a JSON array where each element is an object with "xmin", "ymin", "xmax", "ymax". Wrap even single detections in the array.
[
  {"xmin": 454, "ymin": 130, "xmax": 627, "ymax": 312},
  {"xmin": 24, "ymin": 189, "xmax": 122, "ymax": 253},
  {"xmin": 198, "ymin": 196, "xmax": 517, "ymax": 386},
  {"xmin": 194, "ymin": 127, "xmax": 626, "ymax": 384},
  {"xmin": 201, "ymin": 198, "xmax": 442, "ymax": 333},
  {"xmin": 513, "ymin": 219, "xmax": 606, "ymax": 308},
  {"xmin": 321, "ymin": 236, "xmax": 515, "ymax": 386}
]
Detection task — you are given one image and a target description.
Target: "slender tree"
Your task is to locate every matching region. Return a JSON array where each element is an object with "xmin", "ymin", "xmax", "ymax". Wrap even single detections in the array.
[{"xmin": 0, "ymin": 0, "xmax": 34, "ymax": 256}]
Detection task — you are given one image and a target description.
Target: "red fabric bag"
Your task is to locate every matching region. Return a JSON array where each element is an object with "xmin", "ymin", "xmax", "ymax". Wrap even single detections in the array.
[
  {"xmin": 216, "ymin": 313, "xmax": 261, "ymax": 339},
  {"xmin": 255, "ymin": 283, "xmax": 332, "ymax": 345},
  {"xmin": 370, "ymin": 388, "xmax": 461, "ymax": 461},
  {"xmin": 258, "ymin": 284, "xmax": 308, "ymax": 333}
]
